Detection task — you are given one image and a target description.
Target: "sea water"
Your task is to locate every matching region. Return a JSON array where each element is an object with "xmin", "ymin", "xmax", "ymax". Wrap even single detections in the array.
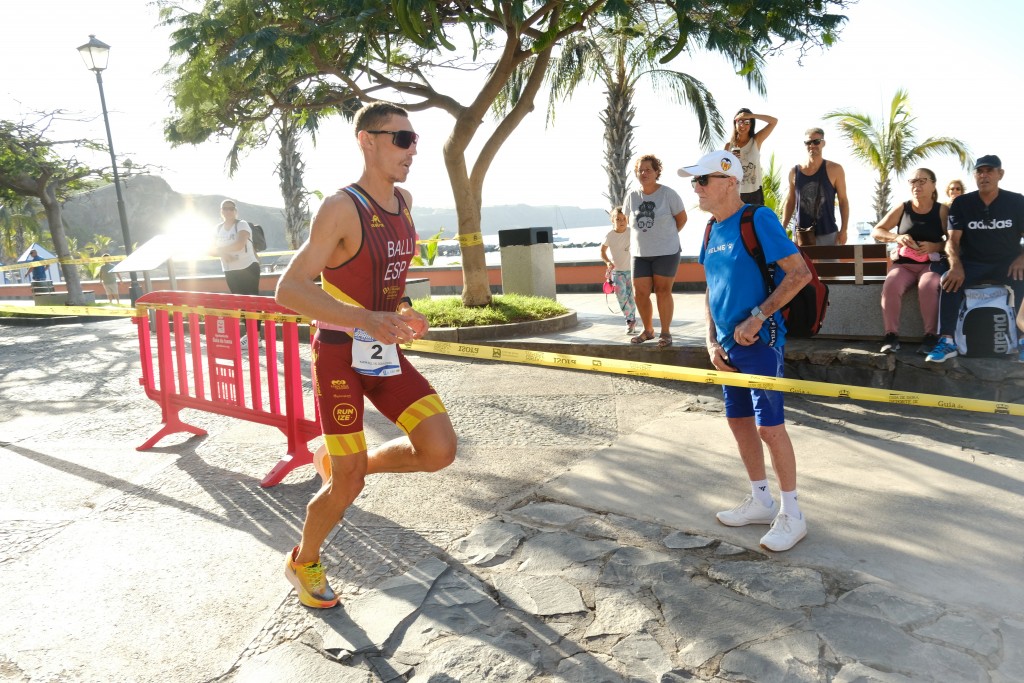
[{"xmin": 430, "ymin": 211, "xmax": 875, "ymax": 267}]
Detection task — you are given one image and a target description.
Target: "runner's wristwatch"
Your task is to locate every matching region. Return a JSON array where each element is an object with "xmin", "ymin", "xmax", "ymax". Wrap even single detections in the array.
[{"xmin": 750, "ymin": 306, "xmax": 768, "ymax": 321}]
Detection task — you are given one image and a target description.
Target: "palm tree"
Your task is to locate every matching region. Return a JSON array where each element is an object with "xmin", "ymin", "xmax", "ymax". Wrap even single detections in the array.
[
  {"xmin": 276, "ymin": 116, "xmax": 310, "ymax": 249},
  {"xmin": 824, "ymin": 89, "xmax": 971, "ymax": 222},
  {"xmin": 761, "ymin": 153, "xmax": 783, "ymax": 219},
  {"xmin": 0, "ymin": 197, "xmax": 46, "ymax": 262},
  {"xmin": 540, "ymin": 8, "xmax": 766, "ymax": 206}
]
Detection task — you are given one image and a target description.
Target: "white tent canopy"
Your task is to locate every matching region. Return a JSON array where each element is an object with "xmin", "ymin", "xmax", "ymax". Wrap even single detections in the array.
[{"xmin": 15, "ymin": 243, "xmax": 63, "ymax": 283}]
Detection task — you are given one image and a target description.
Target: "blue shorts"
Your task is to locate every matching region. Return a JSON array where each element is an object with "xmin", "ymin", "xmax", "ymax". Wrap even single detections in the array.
[
  {"xmin": 721, "ymin": 342, "xmax": 786, "ymax": 426},
  {"xmin": 633, "ymin": 252, "xmax": 680, "ymax": 279}
]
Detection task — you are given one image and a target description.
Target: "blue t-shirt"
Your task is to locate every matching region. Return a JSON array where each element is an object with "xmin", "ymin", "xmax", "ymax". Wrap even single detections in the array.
[
  {"xmin": 699, "ymin": 205, "xmax": 798, "ymax": 350},
  {"xmin": 29, "ymin": 256, "xmax": 47, "ymax": 281}
]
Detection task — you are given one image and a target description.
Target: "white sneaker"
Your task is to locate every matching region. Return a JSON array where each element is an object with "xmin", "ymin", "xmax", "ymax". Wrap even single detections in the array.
[
  {"xmin": 759, "ymin": 513, "xmax": 807, "ymax": 552},
  {"xmin": 716, "ymin": 495, "xmax": 776, "ymax": 527}
]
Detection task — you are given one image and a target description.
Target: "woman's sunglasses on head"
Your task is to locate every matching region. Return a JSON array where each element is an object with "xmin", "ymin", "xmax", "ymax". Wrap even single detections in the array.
[{"xmin": 366, "ymin": 129, "xmax": 419, "ymax": 149}]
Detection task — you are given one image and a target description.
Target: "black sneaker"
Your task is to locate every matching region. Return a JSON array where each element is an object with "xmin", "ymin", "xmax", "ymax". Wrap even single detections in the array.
[
  {"xmin": 880, "ymin": 333, "xmax": 900, "ymax": 354},
  {"xmin": 917, "ymin": 333, "xmax": 939, "ymax": 355}
]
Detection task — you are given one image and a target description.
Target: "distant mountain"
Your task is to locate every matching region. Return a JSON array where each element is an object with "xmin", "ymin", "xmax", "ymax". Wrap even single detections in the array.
[
  {"xmin": 60, "ymin": 175, "xmax": 290, "ymax": 251},
  {"xmin": 413, "ymin": 205, "xmax": 612, "ymax": 236},
  {"xmin": 59, "ymin": 175, "xmax": 608, "ymax": 249}
]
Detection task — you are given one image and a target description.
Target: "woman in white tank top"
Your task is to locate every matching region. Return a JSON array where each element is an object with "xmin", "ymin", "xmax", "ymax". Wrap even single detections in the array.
[{"xmin": 724, "ymin": 108, "xmax": 778, "ymax": 205}]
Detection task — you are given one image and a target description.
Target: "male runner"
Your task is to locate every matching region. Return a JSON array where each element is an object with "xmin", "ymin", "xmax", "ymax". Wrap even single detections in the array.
[{"xmin": 275, "ymin": 102, "xmax": 457, "ymax": 608}]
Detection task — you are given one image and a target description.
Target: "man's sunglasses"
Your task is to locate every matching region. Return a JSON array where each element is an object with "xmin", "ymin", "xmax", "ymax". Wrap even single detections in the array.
[
  {"xmin": 365, "ymin": 129, "xmax": 419, "ymax": 149},
  {"xmin": 690, "ymin": 174, "xmax": 732, "ymax": 186},
  {"xmin": 804, "ymin": 139, "xmax": 824, "ymax": 146}
]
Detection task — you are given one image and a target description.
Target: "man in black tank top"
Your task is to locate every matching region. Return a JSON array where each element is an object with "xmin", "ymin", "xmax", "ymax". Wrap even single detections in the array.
[{"xmin": 782, "ymin": 128, "xmax": 850, "ymax": 246}]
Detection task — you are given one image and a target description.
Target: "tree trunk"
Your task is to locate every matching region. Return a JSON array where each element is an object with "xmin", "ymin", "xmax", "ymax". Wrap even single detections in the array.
[
  {"xmin": 439, "ymin": 39, "xmax": 552, "ymax": 307},
  {"xmin": 873, "ymin": 175, "xmax": 891, "ymax": 223},
  {"xmin": 603, "ymin": 77, "xmax": 635, "ymax": 207},
  {"xmin": 445, "ymin": 146, "xmax": 491, "ymax": 307},
  {"xmin": 41, "ymin": 185, "xmax": 85, "ymax": 305},
  {"xmin": 277, "ymin": 118, "xmax": 309, "ymax": 249}
]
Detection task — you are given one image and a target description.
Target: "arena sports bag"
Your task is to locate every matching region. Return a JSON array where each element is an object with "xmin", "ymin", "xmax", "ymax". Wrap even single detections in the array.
[
  {"xmin": 703, "ymin": 204, "xmax": 829, "ymax": 340},
  {"xmin": 953, "ymin": 284, "xmax": 1018, "ymax": 357}
]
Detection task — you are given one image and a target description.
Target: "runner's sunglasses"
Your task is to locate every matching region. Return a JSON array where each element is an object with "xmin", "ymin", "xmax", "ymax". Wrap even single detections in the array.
[{"xmin": 365, "ymin": 129, "xmax": 419, "ymax": 149}]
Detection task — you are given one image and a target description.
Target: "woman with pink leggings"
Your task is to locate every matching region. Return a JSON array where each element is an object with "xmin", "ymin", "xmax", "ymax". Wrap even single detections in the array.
[{"xmin": 870, "ymin": 168, "xmax": 948, "ymax": 355}]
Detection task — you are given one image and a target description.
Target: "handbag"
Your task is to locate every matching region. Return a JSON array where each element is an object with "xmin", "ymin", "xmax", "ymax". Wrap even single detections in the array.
[{"xmin": 794, "ymin": 227, "xmax": 816, "ymax": 247}]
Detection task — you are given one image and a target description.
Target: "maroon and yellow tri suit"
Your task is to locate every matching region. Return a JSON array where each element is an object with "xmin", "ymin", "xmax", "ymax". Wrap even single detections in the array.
[{"xmin": 313, "ymin": 184, "xmax": 447, "ymax": 457}]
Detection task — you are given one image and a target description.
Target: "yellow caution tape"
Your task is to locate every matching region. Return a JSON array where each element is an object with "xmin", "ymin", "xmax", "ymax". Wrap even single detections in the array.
[
  {"xmin": 0, "ymin": 255, "xmax": 125, "ymax": 272},
  {"xmin": 3, "ymin": 301, "xmax": 1018, "ymax": 416},
  {"xmin": 0, "ymin": 251, "xmax": 301, "ymax": 274},
  {"xmin": 135, "ymin": 303, "xmax": 310, "ymax": 325},
  {"xmin": 0, "ymin": 302, "xmax": 309, "ymax": 323},
  {"xmin": 0, "ymin": 304, "xmax": 134, "ymax": 317},
  {"xmin": 402, "ymin": 339, "xmax": 1024, "ymax": 417},
  {"xmin": 457, "ymin": 232, "xmax": 484, "ymax": 247}
]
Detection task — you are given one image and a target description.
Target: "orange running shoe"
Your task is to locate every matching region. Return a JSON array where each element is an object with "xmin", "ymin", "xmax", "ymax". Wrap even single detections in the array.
[{"xmin": 284, "ymin": 546, "xmax": 339, "ymax": 608}]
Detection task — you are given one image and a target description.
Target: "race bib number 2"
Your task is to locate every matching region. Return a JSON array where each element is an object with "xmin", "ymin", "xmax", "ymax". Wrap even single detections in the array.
[{"xmin": 351, "ymin": 328, "xmax": 402, "ymax": 377}]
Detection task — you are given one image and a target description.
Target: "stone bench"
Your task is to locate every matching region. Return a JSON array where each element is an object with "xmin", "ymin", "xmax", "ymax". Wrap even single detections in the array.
[
  {"xmin": 818, "ymin": 285, "xmax": 926, "ymax": 340},
  {"xmin": 32, "ymin": 290, "xmax": 98, "ymax": 307},
  {"xmin": 405, "ymin": 277, "xmax": 431, "ymax": 301}
]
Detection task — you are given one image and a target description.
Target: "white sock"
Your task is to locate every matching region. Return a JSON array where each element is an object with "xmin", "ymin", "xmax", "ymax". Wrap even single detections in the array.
[
  {"xmin": 750, "ymin": 480, "xmax": 774, "ymax": 509},
  {"xmin": 780, "ymin": 489, "xmax": 802, "ymax": 519}
]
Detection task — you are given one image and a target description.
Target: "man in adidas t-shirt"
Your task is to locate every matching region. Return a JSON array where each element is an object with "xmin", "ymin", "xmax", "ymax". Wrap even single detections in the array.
[
  {"xmin": 683, "ymin": 150, "xmax": 811, "ymax": 553},
  {"xmin": 926, "ymin": 155, "xmax": 1024, "ymax": 362}
]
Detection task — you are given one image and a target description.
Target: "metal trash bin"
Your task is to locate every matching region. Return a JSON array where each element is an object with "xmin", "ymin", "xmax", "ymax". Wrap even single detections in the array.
[
  {"xmin": 498, "ymin": 227, "xmax": 556, "ymax": 299},
  {"xmin": 31, "ymin": 280, "xmax": 54, "ymax": 294}
]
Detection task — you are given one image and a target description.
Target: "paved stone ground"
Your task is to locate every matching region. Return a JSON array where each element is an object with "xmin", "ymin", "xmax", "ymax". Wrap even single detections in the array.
[
  {"xmin": 1, "ymin": 318, "xmax": 1021, "ymax": 682},
  {"xmin": 231, "ymin": 499, "xmax": 1019, "ymax": 682}
]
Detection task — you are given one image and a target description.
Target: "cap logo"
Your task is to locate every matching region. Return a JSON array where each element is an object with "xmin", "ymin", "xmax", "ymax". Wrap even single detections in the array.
[{"xmin": 720, "ymin": 158, "xmax": 732, "ymax": 172}]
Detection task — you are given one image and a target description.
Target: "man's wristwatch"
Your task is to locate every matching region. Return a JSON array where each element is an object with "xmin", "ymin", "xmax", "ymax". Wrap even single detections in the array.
[{"xmin": 750, "ymin": 306, "xmax": 768, "ymax": 321}]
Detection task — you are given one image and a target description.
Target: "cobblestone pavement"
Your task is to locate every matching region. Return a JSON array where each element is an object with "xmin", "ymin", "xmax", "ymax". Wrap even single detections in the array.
[{"xmin": 1, "ymin": 318, "xmax": 1022, "ymax": 682}]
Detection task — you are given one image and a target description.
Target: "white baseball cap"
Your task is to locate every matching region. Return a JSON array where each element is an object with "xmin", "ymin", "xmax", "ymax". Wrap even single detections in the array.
[{"xmin": 677, "ymin": 150, "xmax": 744, "ymax": 181}]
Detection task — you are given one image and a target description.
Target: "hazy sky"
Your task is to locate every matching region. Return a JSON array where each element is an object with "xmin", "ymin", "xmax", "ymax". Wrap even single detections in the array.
[{"xmin": 3, "ymin": 1, "xmax": 1024, "ymax": 227}]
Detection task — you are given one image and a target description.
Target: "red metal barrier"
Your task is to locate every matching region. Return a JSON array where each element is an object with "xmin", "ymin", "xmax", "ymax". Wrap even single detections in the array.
[{"xmin": 133, "ymin": 291, "xmax": 320, "ymax": 487}]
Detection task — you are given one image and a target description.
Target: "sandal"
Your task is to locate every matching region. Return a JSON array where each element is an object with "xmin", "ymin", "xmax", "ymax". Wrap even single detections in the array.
[
  {"xmin": 630, "ymin": 330, "xmax": 655, "ymax": 344},
  {"xmin": 657, "ymin": 333, "xmax": 673, "ymax": 348}
]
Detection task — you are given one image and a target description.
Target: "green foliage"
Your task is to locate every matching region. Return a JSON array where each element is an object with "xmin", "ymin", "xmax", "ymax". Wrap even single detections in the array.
[
  {"xmin": 161, "ymin": 0, "xmax": 851, "ymax": 305},
  {"xmin": 0, "ymin": 117, "xmax": 105, "ymax": 201},
  {"xmin": 508, "ymin": 1, "xmax": 847, "ymax": 204},
  {"xmin": 413, "ymin": 294, "xmax": 569, "ymax": 327},
  {"xmin": 79, "ymin": 234, "xmax": 114, "ymax": 278},
  {"xmin": 824, "ymin": 89, "xmax": 972, "ymax": 221},
  {"xmin": 0, "ymin": 197, "xmax": 46, "ymax": 261},
  {"xmin": 0, "ymin": 113, "xmax": 111, "ymax": 302},
  {"xmin": 411, "ymin": 229, "xmax": 449, "ymax": 266},
  {"xmin": 762, "ymin": 152, "xmax": 783, "ymax": 219}
]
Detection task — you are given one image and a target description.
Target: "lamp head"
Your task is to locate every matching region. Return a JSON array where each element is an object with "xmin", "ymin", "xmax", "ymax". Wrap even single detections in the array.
[{"xmin": 77, "ymin": 35, "xmax": 111, "ymax": 72}]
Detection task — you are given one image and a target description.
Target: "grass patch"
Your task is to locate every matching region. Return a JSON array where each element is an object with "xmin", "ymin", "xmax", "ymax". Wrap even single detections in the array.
[{"xmin": 413, "ymin": 293, "xmax": 569, "ymax": 328}]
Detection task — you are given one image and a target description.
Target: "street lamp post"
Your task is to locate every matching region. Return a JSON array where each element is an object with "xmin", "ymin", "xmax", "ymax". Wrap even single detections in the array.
[{"xmin": 77, "ymin": 34, "xmax": 141, "ymax": 304}]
